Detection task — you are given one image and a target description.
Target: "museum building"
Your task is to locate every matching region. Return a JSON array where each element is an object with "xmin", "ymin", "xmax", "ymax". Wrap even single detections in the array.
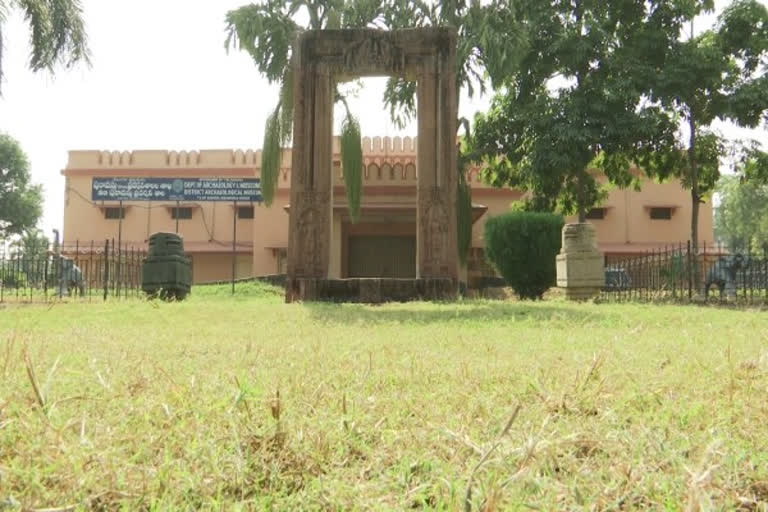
[{"xmin": 61, "ymin": 136, "xmax": 714, "ymax": 285}]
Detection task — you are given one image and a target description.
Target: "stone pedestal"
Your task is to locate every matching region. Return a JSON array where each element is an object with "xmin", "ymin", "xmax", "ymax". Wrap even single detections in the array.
[{"xmin": 556, "ymin": 223, "xmax": 604, "ymax": 301}]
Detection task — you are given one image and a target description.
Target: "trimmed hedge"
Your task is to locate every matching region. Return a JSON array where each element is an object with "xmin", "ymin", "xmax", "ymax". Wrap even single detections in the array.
[{"xmin": 484, "ymin": 211, "xmax": 565, "ymax": 299}]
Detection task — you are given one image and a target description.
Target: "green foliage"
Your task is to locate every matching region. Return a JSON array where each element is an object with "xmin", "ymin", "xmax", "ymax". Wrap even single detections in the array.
[
  {"xmin": 483, "ymin": 211, "xmax": 564, "ymax": 300},
  {"xmin": 0, "ymin": 133, "xmax": 43, "ymax": 238},
  {"xmin": 340, "ymin": 112, "xmax": 362, "ymax": 223},
  {"xmin": 381, "ymin": 0, "xmax": 526, "ymax": 128},
  {"xmin": 260, "ymin": 107, "xmax": 282, "ymax": 206},
  {"xmin": 226, "ymin": 0, "xmax": 384, "ymax": 209},
  {"xmin": 0, "ymin": 0, "xmax": 90, "ymax": 94},
  {"xmin": 469, "ymin": 0, "xmax": 680, "ymax": 220},
  {"xmin": 640, "ymin": 0, "xmax": 768, "ymax": 247},
  {"xmin": 0, "ymin": 263, "xmax": 27, "ymax": 288},
  {"xmin": 740, "ymin": 148, "xmax": 768, "ymax": 184},
  {"xmin": 715, "ymin": 175, "xmax": 768, "ymax": 251},
  {"xmin": 278, "ymin": 66, "xmax": 294, "ymax": 144},
  {"xmin": 456, "ymin": 122, "xmax": 474, "ymax": 267},
  {"xmin": 456, "ymin": 169, "xmax": 472, "ymax": 267},
  {"xmin": 659, "ymin": 253, "xmax": 692, "ymax": 290},
  {"xmin": 10, "ymin": 227, "xmax": 49, "ymax": 257}
]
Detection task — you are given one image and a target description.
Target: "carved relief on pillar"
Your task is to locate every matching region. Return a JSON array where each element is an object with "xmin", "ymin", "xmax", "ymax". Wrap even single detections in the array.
[
  {"xmin": 343, "ymin": 34, "xmax": 405, "ymax": 75},
  {"xmin": 420, "ymin": 187, "xmax": 451, "ymax": 276},
  {"xmin": 292, "ymin": 191, "xmax": 330, "ymax": 277}
]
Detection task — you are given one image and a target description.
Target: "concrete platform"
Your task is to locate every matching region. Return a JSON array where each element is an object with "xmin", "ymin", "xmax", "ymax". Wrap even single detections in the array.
[{"xmin": 285, "ymin": 278, "xmax": 457, "ymax": 303}]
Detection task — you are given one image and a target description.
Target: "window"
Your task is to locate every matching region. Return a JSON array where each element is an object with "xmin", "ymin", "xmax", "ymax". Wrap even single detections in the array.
[
  {"xmin": 104, "ymin": 207, "xmax": 125, "ymax": 220},
  {"xmin": 649, "ymin": 207, "xmax": 673, "ymax": 220},
  {"xmin": 171, "ymin": 207, "xmax": 193, "ymax": 220},
  {"xmin": 238, "ymin": 206, "xmax": 254, "ymax": 219},
  {"xmin": 586, "ymin": 208, "xmax": 605, "ymax": 220}
]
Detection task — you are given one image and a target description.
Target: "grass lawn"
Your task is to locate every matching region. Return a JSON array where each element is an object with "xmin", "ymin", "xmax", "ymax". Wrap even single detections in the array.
[{"xmin": 1, "ymin": 283, "xmax": 767, "ymax": 510}]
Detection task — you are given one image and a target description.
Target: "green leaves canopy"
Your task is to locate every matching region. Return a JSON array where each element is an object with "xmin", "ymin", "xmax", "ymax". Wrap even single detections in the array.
[
  {"xmin": 0, "ymin": 133, "xmax": 43, "ymax": 238},
  {"xmin": 470, "ymin": 0, "xmax": 684, "ymax": 218},
  {"xmin": 226, "ymin": 0, "xmax": 382, "ymax": 208},
  {"xmin": 715, "ymin": 175, "xmax": 768, "ymax": 251},
  {"xmin": 0, "ymin": 0, "xmax": 89, "ymax": 94},
  {"xmin": 638, "ymin": 0, "xmax": 768, "ymax": 248},
  {"xmin": 381, "ymin": 0, "xmax": 526, "ymax": 128}
]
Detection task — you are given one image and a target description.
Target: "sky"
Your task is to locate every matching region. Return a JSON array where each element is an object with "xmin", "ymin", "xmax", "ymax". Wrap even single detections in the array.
[{"xmin": 0, "ymin": 0, "xmax": 765, "ymax": 238}]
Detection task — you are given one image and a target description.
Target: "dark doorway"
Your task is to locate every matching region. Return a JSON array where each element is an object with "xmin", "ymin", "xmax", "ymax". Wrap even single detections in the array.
[{"xmin": 347, "ymin": 235, "xmax": 416, "ymax": 278}]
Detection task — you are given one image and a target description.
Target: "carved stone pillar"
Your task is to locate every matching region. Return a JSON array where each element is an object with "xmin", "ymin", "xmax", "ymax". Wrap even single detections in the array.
[
  {"xmin": 416, "ymin": 48, "xmax": 458, "ymax": 280},
  {"xmin": 286, "ymin": 52, "xmax": 333, "ymax": 291}
]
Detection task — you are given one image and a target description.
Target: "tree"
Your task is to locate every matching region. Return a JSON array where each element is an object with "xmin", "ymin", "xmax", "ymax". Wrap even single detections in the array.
[
  {"xmin": 379, "ymin": 0, "xmax": 525, "ymax": 128},
  {"xmin": 715, "ymin": 175, "xmax": 768, "ymax": 252},
  {"xmin": 0, "ymin": 0, "xmax": 89, "ymax": 93},
  {"xmin": 0, "ymin": 133, "xmax": 43, "ymax": 239},
  {"xmin": 641, "ymin": 0, "xmax": 768, "ymax": 250},
  {"xmin": 469, "ymin": 0, "xmax": 684, "ymax": 222}
]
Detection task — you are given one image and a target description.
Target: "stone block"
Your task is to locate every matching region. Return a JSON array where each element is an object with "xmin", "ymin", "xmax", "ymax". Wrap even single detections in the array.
[{"xmin": 556, "ymin": 223, "xmax": 605, "ymax": 301}]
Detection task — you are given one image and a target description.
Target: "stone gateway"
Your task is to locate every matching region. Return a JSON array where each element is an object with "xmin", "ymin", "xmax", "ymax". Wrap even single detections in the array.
[{"xmin": 286, "ymin": 28, "xmax": 460, "ymax": 302}]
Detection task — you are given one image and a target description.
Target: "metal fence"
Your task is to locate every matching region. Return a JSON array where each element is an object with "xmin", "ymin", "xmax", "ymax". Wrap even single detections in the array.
[
  {"xmin": 601, "ymin": 241, "xmax": 768, "ymax": 304},
  {"xmin": 0, "ymin": 240, "xmax": 147, "ymax": 303}
]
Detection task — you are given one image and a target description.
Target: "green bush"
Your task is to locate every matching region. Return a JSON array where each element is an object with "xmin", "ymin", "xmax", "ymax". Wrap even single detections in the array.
[{"xmin": 484, "ymin": 211, "xmax": 564, "ymax": 299}]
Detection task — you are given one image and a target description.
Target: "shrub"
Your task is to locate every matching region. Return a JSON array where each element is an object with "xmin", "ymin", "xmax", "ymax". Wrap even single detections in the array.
[{"xmin": 484, "ymin": 211, "xmax": 564, "ymax": 299}]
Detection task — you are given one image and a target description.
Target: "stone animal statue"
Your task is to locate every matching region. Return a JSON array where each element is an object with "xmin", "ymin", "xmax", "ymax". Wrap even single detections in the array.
[
  {"xmin": 704, "ymin": 253, "xmax": 746, "ymax": 298},
  {"xmin": 58, "ymin": 256, "xmax": 86, "ymax": 296}
]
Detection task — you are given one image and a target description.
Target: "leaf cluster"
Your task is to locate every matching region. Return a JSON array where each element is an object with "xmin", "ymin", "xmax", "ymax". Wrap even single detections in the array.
[
  {"xmin": 471, "ymin": 0, "xmax": 686, "ymax": 216},
  {"xmin": 381, "ymin": 0, "xmax": 526, "ymax": 128},
  {"xmin": 483, "ymin": 211, "xmax": 564, "ymax": 299},
  {"xmin": 715, "ymin": 174, "xmax": 768, "ymax": 251},
  {"xmin": 0, "ymin": 133, "xmax": 43, "ymax": 238},
  {"xmin": 0, "ymin": 0, "xmax": 90, "ymax": 94}
]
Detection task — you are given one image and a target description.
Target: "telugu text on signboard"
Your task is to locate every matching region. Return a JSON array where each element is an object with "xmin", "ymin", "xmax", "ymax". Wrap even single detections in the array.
[{"xmin": 91, "ymin": 177, "xmax": 262, "ymax": 202}]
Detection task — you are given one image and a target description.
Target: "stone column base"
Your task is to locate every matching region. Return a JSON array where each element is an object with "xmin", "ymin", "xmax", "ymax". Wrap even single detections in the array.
[{"xmin": 556, "ymin": 223, "xmax": 605, "ymax": 301}]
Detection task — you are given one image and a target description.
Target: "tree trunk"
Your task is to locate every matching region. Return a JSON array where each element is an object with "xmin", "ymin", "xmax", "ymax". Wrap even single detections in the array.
[
  {"xmin": 688, "ymin": 115, "xmax": 698, "ymax": 252},
  {"xmin": 688, "ymin": 114, "xmax": 701, "ymax": 293},
  {"xmin": 575, "ymin": 0, "xmax": 587, "ymax": 225},
  {"xmin": 578, "ymin": 171, "xmax": 587, "ymax": 223}
]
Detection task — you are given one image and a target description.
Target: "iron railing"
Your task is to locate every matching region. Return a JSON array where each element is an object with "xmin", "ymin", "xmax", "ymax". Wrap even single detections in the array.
[
  {"xmin": 0, "ymin": 239, "xmax": 147, "ymax": 303},
  {"xmin": 601, "ymin": 241, "xmax": 768, "ymax": 304}
]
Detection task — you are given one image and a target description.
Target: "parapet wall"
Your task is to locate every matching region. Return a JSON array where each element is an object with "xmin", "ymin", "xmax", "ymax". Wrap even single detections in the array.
[
  {"xmin": 67, "ymin": 149, "xmax": 266, "ymax": 170},
  {"xmin": 67, "ymin": 136, "xmax": 420, "ymax": 171}
]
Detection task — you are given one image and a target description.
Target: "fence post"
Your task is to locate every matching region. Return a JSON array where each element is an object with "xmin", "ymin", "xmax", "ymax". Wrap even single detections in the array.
[
  {"xmin": 103, "ymin": 239, "xmax": 110, "ymax": 301},
  {"xmin": 89, "ymin": 240, "xmax": 95, "ymax": 301},
  {"xmin": 687, "ymin": 241, "xmax": 692, "ymax": 301},
  {"xmin": 15, "ymin": 252, "xmax": 20, "ymax": 301},
  {"xmin": 763, "ymin": 245, "xmax": 767, "ymax": 304}
]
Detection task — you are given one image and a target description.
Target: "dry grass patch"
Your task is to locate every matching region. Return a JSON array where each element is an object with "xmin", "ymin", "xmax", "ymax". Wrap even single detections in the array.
[{"xmin": 1, "ymin": 284, "xmax": 767, "ymax": 510}]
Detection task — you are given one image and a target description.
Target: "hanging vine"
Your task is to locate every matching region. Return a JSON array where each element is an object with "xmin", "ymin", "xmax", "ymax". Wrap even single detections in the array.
[
  {"xmin": 340, "ymin": 103, "xmax": 363, "ymax": 223},
  {"xmin": 260, "ymin": 104, "xmax": 282, "ymax": 206},
  {"xmin": 457, "ymin": 160, "xmax": 473, "ymax": 266},
  {"xmin": 260, "ymin": 64, "xmax": 294, "ymax": 207},
  {"xmin": 457, "ymin": 118, "xmax": 474, "ymax": 266},
  {"xmin": 279, "ymin": 65, "xmax": 294, "ymax": 144}
]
